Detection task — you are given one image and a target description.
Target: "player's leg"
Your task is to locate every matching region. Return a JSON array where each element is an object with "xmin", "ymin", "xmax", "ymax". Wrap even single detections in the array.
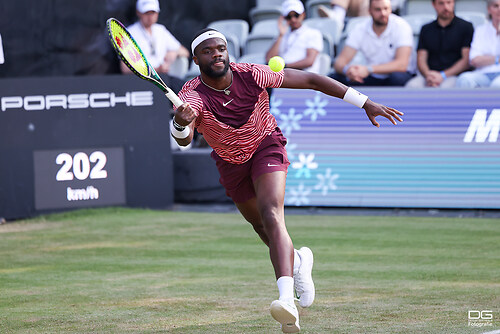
[
  {"xmin": 235, "ymin": 198, "xmax": 269, "ymax": 246},
  {"xmin": 254, "ymin": 171, "xmax": 299, "ymax": 333},
  {"xmin": 253, "ymin": 171, "xmax": 293, "ymax": 279}
]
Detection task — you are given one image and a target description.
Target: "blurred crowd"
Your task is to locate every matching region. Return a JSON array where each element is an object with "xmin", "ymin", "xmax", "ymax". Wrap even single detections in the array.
[{"xmin": 116, "ymin": 0, "xmax": 499, "ymax": 89}]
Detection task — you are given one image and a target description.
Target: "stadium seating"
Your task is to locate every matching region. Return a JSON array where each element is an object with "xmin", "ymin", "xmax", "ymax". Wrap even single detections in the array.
[
  {"xmin": 305, "ymin": 0, "xmax": 333, "ymax": 19},
  {"xmin": 250, "ymin": 19, "xmax": 280, "ymax": 36},
  {"xmin": 221, "ymin": 32, "xmax": 241, "ymax": 59},
  {"xmin": 316, "ymin": 52, "xmax": 333, "ymax": 75},
  {"xmin": 303, "ymin": 16, "xmax": 342, "ymax": 47},
  {"xmin": 404, "ymin": 0, "xmax": 488, "ymax": 15},
  {"xmin": 207, "ymin": 19, "xmax": 250, "ymax": 53},
  {"xmin": 249, "ymin": 6, "xmax": 282, "ymax": 25},
  {"xmin": 455, "ymin": 0, "xmax": 488, "ymax": 14},
  {"xmin": 404, "ymin": 0, "xmax": 434, "ymax": 15},
  {"xmin": 168, "ymin": 56, "xmax": 189, "ymax": 80},
  {"xmin": 238, "ymin": 52, "xmax": 267, "ymax": 65},
  {"xmin": 244, "ymin": 34, "xmax": 277, "ymax": 55},
  {"xmin": 256, "ymin": 0, "xmax": 283, "ymax": 7},
  {"xmin": 402, "ymin": 13, "xmax": 434, "ymax": 34},
  {"xmin": 456, "ymin": 11, "xmax": 488, "ymax": 28},
  {"xmin": 243, "ymin": 19, "xmax": 279, "ymax": 57}
]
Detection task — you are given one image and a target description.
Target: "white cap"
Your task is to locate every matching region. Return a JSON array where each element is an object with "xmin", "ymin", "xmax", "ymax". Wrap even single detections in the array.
[
  {"xmin": 281, "ymin": 0, "xmax": 305, "ymax": 16},
  {"xmin": 136, "ymin": 0, "xmax": 160, "ymax": 13}
]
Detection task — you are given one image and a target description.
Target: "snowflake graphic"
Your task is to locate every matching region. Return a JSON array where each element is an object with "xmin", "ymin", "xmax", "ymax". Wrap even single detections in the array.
[
  {"xmin": 285, "ymin": 142, "xmax": 298, "ymax": 160},
  {"xmin": 270, "ymin": 94, "xmax": 283, "ymax": 116},
  {"xmin": 292, "ymin": 153, "xmax": 318, "ymax": 178},
  {"xmin": 314, "ymin": 168, "xmax": 340, "ymax": 195},
  {"xmin": 279, "ymin": 108, "xmax": 303, "ymax": 136},
  {"xmin": 304, "ymin": 92, "xmax": 328, "ymax": 122},
  {"xmin": 287, "ymin": 183, "xmax": 311, "ymax": 206}
]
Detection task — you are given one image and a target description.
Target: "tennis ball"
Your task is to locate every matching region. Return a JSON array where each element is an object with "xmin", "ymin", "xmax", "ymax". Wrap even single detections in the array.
[{"xmin": 268, "ymin": 56, "xmax": 285, "ymax": 72}]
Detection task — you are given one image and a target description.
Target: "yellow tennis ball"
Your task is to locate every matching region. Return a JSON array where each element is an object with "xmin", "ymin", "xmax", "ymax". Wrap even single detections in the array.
[{"xmin": 268, "ymin": 56, "xmax": 285, "ymax": 72}]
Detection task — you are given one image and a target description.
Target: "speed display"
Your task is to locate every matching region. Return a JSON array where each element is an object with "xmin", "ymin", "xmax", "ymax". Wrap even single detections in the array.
[{"xmin": 33, "ymin": 147, "xmax": 126, "ymax": 210}]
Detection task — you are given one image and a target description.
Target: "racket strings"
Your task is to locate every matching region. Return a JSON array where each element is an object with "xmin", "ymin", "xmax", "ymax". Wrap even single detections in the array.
[{"xmin": 109, "ymin": 21, "xmax": 149, "ymax": 77}]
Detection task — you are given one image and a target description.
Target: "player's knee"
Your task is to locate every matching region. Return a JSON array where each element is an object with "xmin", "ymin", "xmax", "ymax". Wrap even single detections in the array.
[{"xmin": 259, "ymin": 204, "xmax": 283, "ymax": 229}]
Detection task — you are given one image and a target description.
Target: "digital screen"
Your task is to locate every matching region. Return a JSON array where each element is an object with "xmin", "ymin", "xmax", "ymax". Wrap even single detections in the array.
[
  {"xmin": 33, "ymin": 147, "xmax": 126, "ymax": 210},
  {"xmin": 271, "ymin": 88, "xmax": 500, "ymax": 209}
]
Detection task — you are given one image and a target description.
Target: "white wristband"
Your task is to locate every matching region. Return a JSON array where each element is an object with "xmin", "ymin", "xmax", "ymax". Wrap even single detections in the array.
[
  {"xmin": 170, "ymin": 120, "xmax": 190, "ymax": 139},
  {"xmin": 343, "ymin": 87, "xmax": 368, "ymax": 108}
]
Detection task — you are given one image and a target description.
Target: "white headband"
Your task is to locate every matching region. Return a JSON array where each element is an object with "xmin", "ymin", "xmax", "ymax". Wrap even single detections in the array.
[{"xmin": 191, "ymin": 30, "xmax": 227, "ymax": 54}]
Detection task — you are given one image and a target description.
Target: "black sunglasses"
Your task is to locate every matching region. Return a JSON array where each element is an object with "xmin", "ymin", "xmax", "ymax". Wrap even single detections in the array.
[{"xmin": 285, "ymin": 12, "xmax": 300, "ymax": 20}]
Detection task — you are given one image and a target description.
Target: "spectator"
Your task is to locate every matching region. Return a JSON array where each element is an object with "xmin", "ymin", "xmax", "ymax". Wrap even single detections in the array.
[
  {"xmin": 317, "ymin": 0, "xmax": 404, "ymax": 29},
  {"xmin": 265, "ymin": 0, "xmax": 323, "ymax": 74},
  {"xmin": 456, "ymin": 0, "xmax": 500, "ymax": 88},
  {"xmin": 0, "ymin": 33, "xmax": 4, "ymax": 64},
  {"xmin": 406, "ymin": 0, "xmax": 474, "ymax": 88},
  {"xmin": 121, "ymin": 0, "xmax": 189, "ymax": 78},
  {"xmin": 330, "ymin": 0, "xmax": 415, "ymax": 86},
  {"xmin": 317, "ymin": 0, "xmax": 370, "ymax": 30}
]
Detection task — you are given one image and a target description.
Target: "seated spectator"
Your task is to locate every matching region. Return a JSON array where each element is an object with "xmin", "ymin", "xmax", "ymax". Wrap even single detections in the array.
[
  {"xmin": 456, "ymin": 0, "xmax": 500, "ymax": 88},
  {"xmin": 330, "ymin": 0, "xmax": 415, "ymax": 86},
  {"xmin": 318, "ymin": 0, "xmax": 370, "ymax": 30},
  {"xmin": 318, "ymin": 0, "xmax": 405, "ymax": 29},
  {"xmin": 406, "ymin": 0, "xmax": 474, "ymax": 88},
  {"xmin": 265, "ymin": 0, "xmax": 323, "ymax": 74},
  {"xmin": 122, "ymin": 0, "xmax": 189, "ymax": 87}
]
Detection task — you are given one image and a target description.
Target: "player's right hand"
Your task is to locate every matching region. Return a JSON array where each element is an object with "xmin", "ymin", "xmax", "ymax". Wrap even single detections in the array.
[{"xmin": 174, "ymin": 103, "xmax": 197, "ymax": 127}]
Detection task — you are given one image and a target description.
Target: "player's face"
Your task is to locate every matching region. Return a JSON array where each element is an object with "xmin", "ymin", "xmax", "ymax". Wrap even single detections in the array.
[
  {"xmin": 369, "ymin": 0, "xmax": 392, "ymax": 27},
  {"xmin": 137, "ymin": 11, "xmax": 158, "ymax": 29},
  {"xmin": 194, "ymin": 38, "xmax": 230, "ymax": 78},
  {"xmin": 433, "ymin": 0, "xmax": 455, "ymax": 21}
]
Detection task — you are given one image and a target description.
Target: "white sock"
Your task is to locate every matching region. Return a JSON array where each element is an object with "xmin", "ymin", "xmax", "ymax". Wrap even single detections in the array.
[
  {"xmin": 277, "ymin": 276, "xmax": 295, "ymax": 302},
  {"xmin": 293, "ymin": 249, "xmax": 301, "ymax": 275}
]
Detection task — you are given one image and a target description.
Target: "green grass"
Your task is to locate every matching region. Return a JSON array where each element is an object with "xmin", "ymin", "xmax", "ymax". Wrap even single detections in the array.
[{"xmin": 0, "ymin": 207, "xmax": 499, "ymax": 333}]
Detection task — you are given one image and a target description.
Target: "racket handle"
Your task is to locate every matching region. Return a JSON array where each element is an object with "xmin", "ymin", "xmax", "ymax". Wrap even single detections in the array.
[{"xmin": 165, "ymin": 90, "xmax": 183, "ymax": 108}]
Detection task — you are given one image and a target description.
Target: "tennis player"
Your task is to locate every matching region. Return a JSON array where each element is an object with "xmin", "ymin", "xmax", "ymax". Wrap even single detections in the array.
[{"xmin": 171, "ymin": 28, "xmax": 403, "ymax": 333}]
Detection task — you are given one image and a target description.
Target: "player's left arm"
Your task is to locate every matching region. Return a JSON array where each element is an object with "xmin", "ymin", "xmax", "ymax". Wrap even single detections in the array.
[{"xmin": 281, "ymin": 68, "xmax": 403, "ymax": 127}]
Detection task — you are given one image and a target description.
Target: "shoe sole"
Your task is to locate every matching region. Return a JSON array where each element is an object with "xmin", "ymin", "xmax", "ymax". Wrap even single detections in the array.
[{"xmin": 270, "ymin": 301, "xmax": 300, "ymax": 333}]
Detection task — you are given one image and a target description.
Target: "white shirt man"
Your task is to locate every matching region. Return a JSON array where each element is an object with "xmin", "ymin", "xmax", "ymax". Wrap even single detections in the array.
[
  {"xmin": 332, "ymin": 0, "xmax": 414, "ymax": 86},
  {"xmin": 266, "ymin": 0, "xmax": 323, "ymax": 74},
  {"xmin": 127, "ymin": 22, "xmax": 182, "ymax": 69},
  {"xmin": 121, "ymin": 0, "xmax": 189, "ymax": 75}
]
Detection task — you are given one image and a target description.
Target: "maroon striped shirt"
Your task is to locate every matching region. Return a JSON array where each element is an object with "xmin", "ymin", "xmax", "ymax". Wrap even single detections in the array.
[{"xmin": 177, "ymin": 62, "xmax": 285, "ymax": 164}]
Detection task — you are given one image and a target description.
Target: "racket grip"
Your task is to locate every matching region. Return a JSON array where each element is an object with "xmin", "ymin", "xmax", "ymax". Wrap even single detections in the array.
[{"xmin": 165, "ymin": 90, "xmax": 183, "ymax": 108}]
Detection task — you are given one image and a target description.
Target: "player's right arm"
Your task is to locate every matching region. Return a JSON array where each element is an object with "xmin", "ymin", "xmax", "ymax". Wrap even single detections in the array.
[{"xmin": 172, "ymin": 103, "xmax": 197, "ymax": 146}]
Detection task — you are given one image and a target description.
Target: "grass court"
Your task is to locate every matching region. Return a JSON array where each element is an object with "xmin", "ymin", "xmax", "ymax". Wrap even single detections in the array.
[{"xmin": 0, "ymin": 207, "xmax": 499, "ymax": 333}]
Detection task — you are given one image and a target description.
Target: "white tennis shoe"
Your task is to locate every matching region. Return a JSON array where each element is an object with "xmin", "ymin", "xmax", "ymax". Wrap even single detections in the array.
[
  {"xmin": 294, "ymin": 246, "xmax": 315, "ymax": 308},
  {"xmin": 270, "ymin": 299, "xmax": 300, "ymax": 333}
]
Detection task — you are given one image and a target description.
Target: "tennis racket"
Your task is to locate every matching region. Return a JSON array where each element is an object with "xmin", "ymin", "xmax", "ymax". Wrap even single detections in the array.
[{"xmin": 106, "ymin": 18, "xmax": 183, "ymax": 108}]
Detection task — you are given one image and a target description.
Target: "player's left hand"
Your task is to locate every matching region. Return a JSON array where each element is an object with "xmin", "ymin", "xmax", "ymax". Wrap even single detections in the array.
[{"xmin": 363, "ymin": 100, "xmax": 404, "ymax": 127}]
